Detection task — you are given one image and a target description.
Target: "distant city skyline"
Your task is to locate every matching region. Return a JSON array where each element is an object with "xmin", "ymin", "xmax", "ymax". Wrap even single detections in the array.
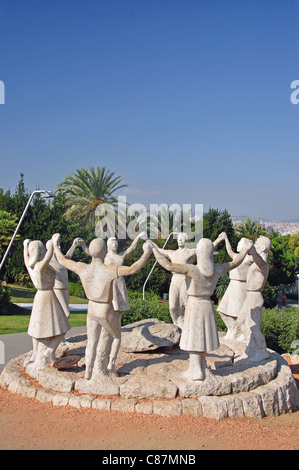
[
  {"xmin": 0, "ymin": 173, "xmax": 298, "ymax": 224},
  {"xmin": 0, "ymin": 1, "xmax": 298, "ymax": 222}
]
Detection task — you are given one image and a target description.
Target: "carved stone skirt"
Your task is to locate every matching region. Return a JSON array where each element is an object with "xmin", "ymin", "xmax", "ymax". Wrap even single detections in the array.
[
  {"xmin": 112, "ymin": 277, "xmax": 130, "ymax": 312},
  {"xmin": 217, "ymin": 279, "xmax": 246, "ymax": 318},
  {"xmin": 28, "ymin": 290, "xmax": 71, "ymax": 339},
  {"xmin": 180, "ymin": 296, "xmax": 219, "ymax": 353}
]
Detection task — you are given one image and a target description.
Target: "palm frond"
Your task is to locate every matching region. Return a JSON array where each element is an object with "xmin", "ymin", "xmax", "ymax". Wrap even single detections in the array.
[{"xmin": 56, "ymin": 166, "xmax": 128, "ymax": 229}]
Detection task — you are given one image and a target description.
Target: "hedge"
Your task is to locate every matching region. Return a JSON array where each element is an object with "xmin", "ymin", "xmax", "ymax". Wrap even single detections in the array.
[
  {"xmin": 123, "ymin": 292, "xmax": 298, "ymax": 355},
  {"xmin": 261, "ymin": 307, "xmax": 299, "ymax": 354}
]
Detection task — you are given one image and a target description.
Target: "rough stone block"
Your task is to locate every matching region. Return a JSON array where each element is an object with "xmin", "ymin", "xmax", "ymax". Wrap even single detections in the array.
[
  {"xmin": 119, "ymin": 374, "xmax": 178, "ymax": 399},
  {"xmin": 153, "ymin": 400, "xmax": 182, "ymax": 417},
  {"xmin": 239, "ymin": 392, "xmax": 265, "ymax": 418},
  {"xmin": 36, "ymin": 389, "xmax": 55, "ymax": 403},
  {"xmin": 69, "ymin": 394, "xmax": 94, "ymax": 408},
  {"xmin": 222, "ymin": 395, "xmax": 244, "ymax": 417},
  {"xmin": 37, "ymin": 368, "xmax": 75, "ymax": 393},
  {"xmin": 199, "ymin": 396, "xmax": 228, "ymax": 420},
  {"xmin": 181, "ymin": 398, "xmax": 203, "ymax": 416},
  {"xmin": 8, "ymin": 377, "xmax": 28, "ymax": 394},
  {"xmin": 74, "ymin": 377, "xmax": 120, "ymax": 396},
  {"xmin": 92, "ymin": 398, "xmax": 111, "ymax": 410},
  {"xmin": 19, "ymin": 383, "xmax": 38, "ymax": 399},
  {"xmin": 135, "ymin": 401, "xmax": 153, "ymax": 415},
  {"xmin": 255, "ymin": 384, "xmax": 280, "ymax": 416},
  {"xmin": 174, "ymin": 370, "xmax": 231, "ymax": 398},
  {"xmin": 121, "ymin": 319, "xmax": 181, "ymax": 352},
  {"xmin": 111, "ymin": 398, "xmax": 137, "ymax": 412},
  {"xmin": 52, "ymin": 393, "xmax": 71, "ymax": 406}
]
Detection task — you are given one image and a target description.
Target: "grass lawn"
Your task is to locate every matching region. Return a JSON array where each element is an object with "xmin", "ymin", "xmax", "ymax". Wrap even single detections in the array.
[
  {"xmin": 0, "ymin": 284, "xmax": 87, "ymax": 334},
  {"xmin": 0, "ymin": 312, "xmax": 87, "ymax": 335},
  {"xmin": 8, "ymin": 284, "xmax": 88, "ymax": 305}
]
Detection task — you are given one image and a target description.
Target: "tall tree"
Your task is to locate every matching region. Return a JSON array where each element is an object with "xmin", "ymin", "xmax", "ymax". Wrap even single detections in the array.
[
  {"xmin": 203, "ymin": 208, "xmax": 237, "ymax": 262},
  {"xmin": 56, "ymin": 166, "xmax": 127, "ymax": 225},
  {"xmin": 0, "ymin": 210, "xmax": 20, "ymax": 251},
  {"xmin": 268, "ymin": 234, "xmax": 297, "ymax": 285}
]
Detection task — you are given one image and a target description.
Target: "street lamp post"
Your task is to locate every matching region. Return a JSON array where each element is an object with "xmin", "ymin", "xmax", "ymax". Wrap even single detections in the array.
[
  {"xmin": 0, "ymin": 189, "xmax": 55, "ymax": 272},
  {"xmin": 142, "ymin": 232, "xmax": 179, "ymax": 300}
]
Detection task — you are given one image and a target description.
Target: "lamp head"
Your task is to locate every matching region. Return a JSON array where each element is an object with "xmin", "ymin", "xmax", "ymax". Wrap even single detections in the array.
[{"xmin": 39, "ymin": 190, "xmax": 55, "ymax": 198}]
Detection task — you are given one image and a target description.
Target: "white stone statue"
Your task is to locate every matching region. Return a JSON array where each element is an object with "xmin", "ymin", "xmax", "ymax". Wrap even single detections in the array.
[
  {"xmin": 52, "ymin": 233, "xmax": 152, "ymax": 381},
  {"xmin": 104, "ymin": 232, "xmax": 146, "ymax": 373},
  {"xmin": 216, "ymin": 233, "xmax": 254, "ymax": 340},
  {"xmin": 23, "ymin": 239, "xmax": 71, "ymax": 373},
  {"xmin": 46, "ymin": 237, "xmax": 85, "ymax": 318},
  {"xmin": 241, "ymin": 236, "xmax": 272, "ymax": 363},
  {"xmin": 149, "ymin": 233, "xmax": 196, "ymax": 328},
  {"xmin": 152, "ymin": 237, "xmax": 253, "ymax": 381},
  {"xmin": 149, "ymin": 233, "xmax": 226, "ymax": 329}
]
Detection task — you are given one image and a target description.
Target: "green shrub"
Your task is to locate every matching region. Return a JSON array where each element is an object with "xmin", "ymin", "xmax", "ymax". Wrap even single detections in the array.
[
  {"xmin": 122, "ymin": 293, "xmax": 171, "ymax": 326},
  {"xmin": 124, "ymin": 295, "xmax": 298, "ymax": 355},
  {"xmin": 215, "ymin": 310, "xmax": 227, "ymax": 332},
  {"xmin": 64, "ymin": 282, "xmax": 298, "ymax": 355},
  {"xmin": 262, "ymin": 282, "xmax": 279, "ymax": 308},
  {"xmin": 14, "ymin": 272, "xmax": 33, "ymax": 288},
  {"xmin": 261, "ymin": 307, "xmax": 299, "ymax": 354},
  {"xmin": 123, "ymin": 292, "xmax": 228, "ymax": 332},
  {"xmin": 68, "ymin": 281, "xmax": 86, "ymax": 299},
  {"xmin": 0, "ymin": 281, "xmax": 11, "ymax": 302}
]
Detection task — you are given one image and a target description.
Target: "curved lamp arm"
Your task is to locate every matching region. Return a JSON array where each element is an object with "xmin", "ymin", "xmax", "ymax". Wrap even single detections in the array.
[
  {"xmin": 142, "ymin": 232, "xmax": 179, "ymax": 300},
  {"xmin": 0, "ymin": 190, "xmax": 55, "ymax": 272}
]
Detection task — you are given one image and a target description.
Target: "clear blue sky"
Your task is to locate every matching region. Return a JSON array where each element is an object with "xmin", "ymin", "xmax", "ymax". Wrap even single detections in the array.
[{"xmin": 0, "ymin": 0, "xmax": 298, "ymax": 221}]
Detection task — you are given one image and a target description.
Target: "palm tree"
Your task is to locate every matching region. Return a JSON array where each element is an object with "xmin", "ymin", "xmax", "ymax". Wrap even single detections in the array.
[
  {"xmin": 234, "ymin": 217, "xmax": 268, "ymax": 242},
  {"xmin": 148, "ymin": 205, "xmax": 183, "ymax": 239},
  {"xmin": 215, "ymin": 273, "xmax": 230, "ymax": 302},
  {"xmin": 56, "ymin": 166, "xmax": 128, "ymax": 225}
]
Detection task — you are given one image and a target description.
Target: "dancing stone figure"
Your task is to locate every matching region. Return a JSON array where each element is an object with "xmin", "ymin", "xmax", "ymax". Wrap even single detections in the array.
[
  {"xmin": 46, "ymin": 237, "xmax": 86, "ymax": 318},
  {"xmin": 241, "ymin": 236, "xmax": 272, "ymax": 363},
  {"xmin": 152, "ymin": 237, "xmax": 253, "ymax": 381},
  {"xmin": 104, "ymin": 232, "xmax": 145, "ymax": 373},
  {"xmin": 52, "ymin": 233, "xmax": 152, "ymax": 380},
  {"xmin": 216, "ymin": 233, "xmax": 253, "ymax": 340},
  {"xmin": 23, "ymin": 239, "xmax": 71, "ymax": 375},
  {"xmin": 150, "ymin": 233, "xmax": 196, "ymax": 328}
]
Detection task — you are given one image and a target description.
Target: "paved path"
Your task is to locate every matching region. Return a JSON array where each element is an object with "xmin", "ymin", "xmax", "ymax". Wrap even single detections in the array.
[
  {"xmin": 0, "ymin": 303, "xmax": 88, "ymax": 373},
  {"xmin": 15, "ymin": 303, "xmax": 88, "ymax": 311},
  {"xmin": 1, "ymin": 298, "xmax": 297, "ymax": 375},
  {"xmin": 0, "ymin": 326, "xmax": 87, "ymax": 374}
]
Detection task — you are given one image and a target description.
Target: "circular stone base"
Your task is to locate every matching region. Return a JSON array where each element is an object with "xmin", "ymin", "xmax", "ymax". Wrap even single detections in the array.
[{"xmin": 1, "ymin": 332, "xmax": 299, "ymax": 419}]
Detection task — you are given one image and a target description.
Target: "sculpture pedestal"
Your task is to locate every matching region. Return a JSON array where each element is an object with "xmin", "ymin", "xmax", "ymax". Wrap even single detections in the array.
[{"xmin": 1, "ymin": 327, "xmax": 299, "ymax": 419}]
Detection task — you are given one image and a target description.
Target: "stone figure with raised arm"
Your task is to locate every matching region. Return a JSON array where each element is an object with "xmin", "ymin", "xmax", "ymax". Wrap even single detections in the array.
[
  {"xmin": 241, "ymin": 236, "xmax": 272, "ymax": 363},
  {"xmin": 104, "ymin": 232, "xmax": 146, "ymax": 374},
  {"xmin": 23, "ymin": 239, "xmax": 71, "ymax": 374},
  {"xmin": 216, "ymin": 232, "xmax": 254, "ymax": 341},
  {"xmin": 149, "ymin": 233, "xmax": 196, "ymax": 328},
  {"xmin": 52, "ymin": 233, "xmax": 152, "ymax": 380},
  {"xmin": 152, "ymin": 237, "xmax": 253, "ymax": 381},
  {"xmin": 149, "ymin": 232, "xmax": 227, "ymax": 329},
  {"xmin": 46, "ymin": 237, "xmax": 86, "ymax": 318}
]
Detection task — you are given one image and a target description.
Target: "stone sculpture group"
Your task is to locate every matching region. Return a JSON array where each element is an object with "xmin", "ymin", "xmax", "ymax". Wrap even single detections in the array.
[{"xmin": 22, "ymin": 231, "xmax": 272, "ymax": 387}]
